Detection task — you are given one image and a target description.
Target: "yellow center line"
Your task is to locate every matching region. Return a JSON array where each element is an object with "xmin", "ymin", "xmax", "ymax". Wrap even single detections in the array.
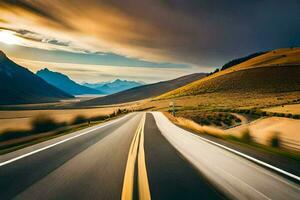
[
  {"xmin": 138, "ymin": 114, "xmax": 151, "ymax": 200},
  {"xmin": 121, "ymin": 113, "xmax": 151, "ymax": 200},
  {"xmin": 121, "ymin": 116, "xmax": 142, "ymax": 200}
]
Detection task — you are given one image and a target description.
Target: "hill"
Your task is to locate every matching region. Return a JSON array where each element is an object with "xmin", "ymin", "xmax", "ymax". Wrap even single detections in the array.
[
  {"xmin": 220, "ymin": 51, "xmax": 266, "ymax": 71},
  {"xmin": 158, "ymin": 48, "xmax": 300, "ymax": 99},
  {"xmin": 0, "ymin": 51, "xmax": 74, "ymax": 105},
  {"xmin": 79, "ymin": 73, "xmax": 207, "ymax": 106},
  {"xmin": 83, "ymin": 79, "xmax": 143, "ymax": 94},
  {"xmin": 36, "ymin": 68, "xmax": 103, "ymax": 95}
]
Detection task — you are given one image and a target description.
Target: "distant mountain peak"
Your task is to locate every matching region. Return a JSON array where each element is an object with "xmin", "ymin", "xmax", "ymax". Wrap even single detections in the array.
[
  {"xmin": 83, "ymin": 79, "xmax": 143, "ymax": 94},
  {"xmin": 37, "ymin": 67, "xmax": 71, "ymax": 80},
  {"xmin": 0, "ymin": 50, "xmax": 6, "ymax": 56},
  {"xmin": 0, "ymin": 50, "xmax": 8, "ymax": 61},
  {"xmin": 0, "ymin": 50, "xmax": 73, "ymax": 105},
  {"xmin": 37, "ymin": 68, "xmax": 54, "ymax": 73},
  {"xmin": 40, "ymin": 68, "xmax": 50, "ymax": 71},
  {"xmin": 36, "ymin": 68, "xmax": 103, "ymax": 95}
]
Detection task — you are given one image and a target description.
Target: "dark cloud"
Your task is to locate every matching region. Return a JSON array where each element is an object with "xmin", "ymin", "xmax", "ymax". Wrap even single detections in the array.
[
  {"xmin": 43, "ymin": 39, "xmax": 70, "ymax": 47},
  {"xmin": 0, "ymin": 0, "xmax": 74, "ymax": 29},
  {"xmin": 16, "ymin": 29, "xmax": 36, "ymax": 35},
  {"xmin": 0, "ymin": 0, "xmax": 299, "ymax": 68}
]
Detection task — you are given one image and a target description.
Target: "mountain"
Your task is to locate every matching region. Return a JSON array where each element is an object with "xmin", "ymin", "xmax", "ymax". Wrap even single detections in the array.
[
  {"xmin": 79, "ymin": 73, "xmax": 207, "ymax": 106},
  {"xmin": 158, "ymin": 48, "xmax": 300, "ymax": 99},
  {"xmin": 83, "ymin": 79, "xmax": 143, "ymax": 94},
  {"xmin": 36, "ymin": 68, "xmax": 103, "ymax": 95},
  {"xmin": 0, "ymin": 51, "xmax": 73, "ymax": 105},
  {"xmin": 83, "ymin": 82, "xmax": 108, "ymax": 89}
]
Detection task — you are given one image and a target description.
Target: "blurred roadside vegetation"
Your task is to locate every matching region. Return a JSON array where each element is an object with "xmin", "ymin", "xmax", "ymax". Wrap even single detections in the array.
[
  {"xmin": 0, "ymin": 108, "xmax": 131, "ymax": 143},
  {"xmin": 168, "ymin": 109, "xmax": 242, "ymax": 129},
  {"xmin": 215, "ymin": 108, "xmax": 300, "ymax": 119},
  {"xmin": 165, "ymin": 112, "xmax": 300, "ymax": 162}
]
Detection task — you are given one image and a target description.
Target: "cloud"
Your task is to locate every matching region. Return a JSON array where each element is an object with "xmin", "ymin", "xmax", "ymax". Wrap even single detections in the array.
[
  {"xmin": 13, "ymin": 58, "xmax": 198, "ymax": 83},
  {"xmin": 0, "ymin": 0, "xmax": 299, "ymax": 68}
]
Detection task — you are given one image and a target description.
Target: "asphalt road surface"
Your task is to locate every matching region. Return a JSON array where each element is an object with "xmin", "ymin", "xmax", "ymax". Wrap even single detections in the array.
[{"xmin": 0, "ymin": 112, "xmax": 299, "ymax": 200}]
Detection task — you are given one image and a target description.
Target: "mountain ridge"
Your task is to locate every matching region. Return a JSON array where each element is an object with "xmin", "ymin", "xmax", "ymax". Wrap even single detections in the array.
[
  {"xmin": 83, "ymin": 79, "xmax": 143, "ymax": 94},
  {"xmin": 36, "ymin": 68, "xmax": 103, "ymax": 95},
  {"xmin": 0, "ymin": 51, "xmax": 74, "ymax": 105},
  {"xmin": 79, "ymin": 73, "xmax": 207, "ymax": 106}
]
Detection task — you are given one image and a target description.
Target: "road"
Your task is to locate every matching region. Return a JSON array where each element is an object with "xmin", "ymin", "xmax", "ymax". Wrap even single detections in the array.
[{"xmin": 0, "ymin": 112, "xmax": 299, "ymax": 199}]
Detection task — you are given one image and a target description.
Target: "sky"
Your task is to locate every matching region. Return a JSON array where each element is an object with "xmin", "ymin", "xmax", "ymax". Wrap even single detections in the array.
[{"xmin": 0, "ymin": 0, "xmax": 299, "ymax": 83}]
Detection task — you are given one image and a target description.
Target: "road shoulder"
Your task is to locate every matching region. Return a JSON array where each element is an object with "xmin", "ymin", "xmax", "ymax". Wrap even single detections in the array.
[{"xmin": 144, "ymin": 113, "xmax": 225, "ymax": 200}]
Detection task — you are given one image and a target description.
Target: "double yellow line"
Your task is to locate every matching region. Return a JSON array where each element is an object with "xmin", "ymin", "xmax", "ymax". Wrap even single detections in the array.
[{"xmin": 121, "ymin": 114, "xmax": 151, "ymax": 200}]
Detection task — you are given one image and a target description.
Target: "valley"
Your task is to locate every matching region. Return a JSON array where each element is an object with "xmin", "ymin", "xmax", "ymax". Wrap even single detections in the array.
[
  {"xmin": 0, "ymin": 2, "xmax": 299, "ymax": 199},
  {"xmin": 1, "ymin": 48, "xmax": 300, "ymax": 151}
]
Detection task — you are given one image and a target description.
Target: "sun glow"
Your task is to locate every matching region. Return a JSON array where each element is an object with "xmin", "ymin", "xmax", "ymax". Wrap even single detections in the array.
[{"xmin": 0, "ymin": 31, "xmax": 21, "ymax": 45}]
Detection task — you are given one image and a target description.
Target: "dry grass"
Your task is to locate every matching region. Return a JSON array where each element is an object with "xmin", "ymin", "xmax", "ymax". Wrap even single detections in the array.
[
  {"xmin": 263, "ymin": 104, "xmax": 300, "ymax": 115},
  {"xmin": 165, "ymin": 112, "xmax": 225, "ymax": 138},
  {"xmin": 157, "ymin": 48, "xmax": 300, "ymax": 99},
  {"xmin": 153, "ymin": 48, "xmax": 300, "ymax": 153},
  {"xmin": 229, "ymin": 48, "xmax": 300, "ymax": 69},
  {"xmin": 134, "ymin": 48, "xmax": 300, "ymax": 115},
  {"xmin": 0, "ymin": 108, "xmax": 130, "ymax": 153},
  {"xmin": 165, "ymin": 112, "xmax": 300, "ymax": 152},
  {"xmin": 0, "ymin": 107, "xmax": 117, "ymax": 132},
  {"xmin": 226, "ymin": 117, "xmax": 300, "ymax": 151},
  {"xmin": 169, "ymin": 110, "xmax": 241, "ymax": 128},
  {"xmin": 136, "ymin": 91, "xmax": 300, "ymax": 112}
]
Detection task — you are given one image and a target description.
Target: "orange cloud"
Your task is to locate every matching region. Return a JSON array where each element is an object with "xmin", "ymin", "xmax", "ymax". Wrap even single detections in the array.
[
  {"xmin": 0, "ymin": 0, "xmax": 299, "ymax": 67},
  {"xmin": 0, "ymin": 1, "xmax": 189, "ymax": 64}
]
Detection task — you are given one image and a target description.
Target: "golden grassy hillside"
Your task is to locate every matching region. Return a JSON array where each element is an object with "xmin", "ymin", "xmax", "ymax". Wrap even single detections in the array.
[{"xmin": 158, "ymin": 48, "xmax": 300, "ymax": 99}]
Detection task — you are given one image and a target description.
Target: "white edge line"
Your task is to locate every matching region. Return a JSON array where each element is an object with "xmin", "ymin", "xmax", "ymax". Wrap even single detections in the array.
[
  {"xmin": 0, "ymin": 113, "xmax": 133, "ymax": 167},
  {"xmin": 194, "ymin": 133, "xmax": 300, "ymax": 182},
  {"xmin": 155, "ymin": 112, "xmax": 300, "ymax": 182},
  {"xmin": 192, "ymin": 130, "xmax": 300, "ymax": 181}
]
